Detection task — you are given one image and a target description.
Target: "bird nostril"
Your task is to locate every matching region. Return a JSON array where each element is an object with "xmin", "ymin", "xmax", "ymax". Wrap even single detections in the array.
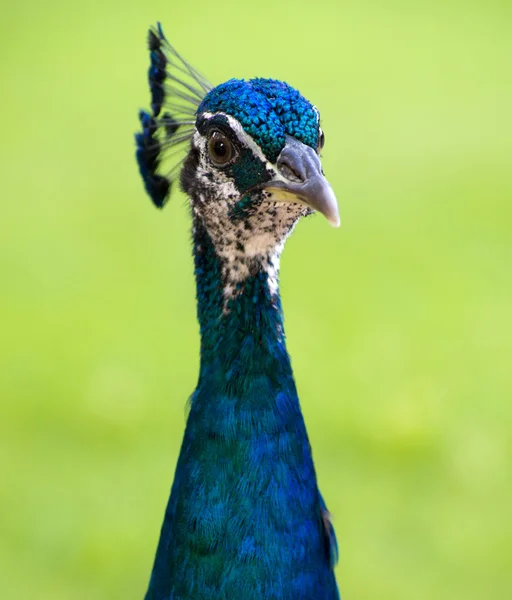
[{"xmin": 277, "ymin": 158, "xmax": 305, "ymax": 183}]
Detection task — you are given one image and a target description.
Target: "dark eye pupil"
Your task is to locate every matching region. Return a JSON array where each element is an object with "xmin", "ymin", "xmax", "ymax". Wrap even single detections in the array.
[{"xmin": 213, "ymin": 139, "xmax": 226, "ymax": 157}]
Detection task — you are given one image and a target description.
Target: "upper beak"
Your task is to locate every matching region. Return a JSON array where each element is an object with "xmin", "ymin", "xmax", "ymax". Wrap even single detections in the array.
[{"xmin": 262, "ymin": 135, "xmax": 340, "ymax": 227}]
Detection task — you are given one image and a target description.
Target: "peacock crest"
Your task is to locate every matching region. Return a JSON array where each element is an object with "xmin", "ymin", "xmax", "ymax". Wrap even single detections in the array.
[{"xmin": 135, "ymin": 23, "xmax": 212, "ymax": 208}]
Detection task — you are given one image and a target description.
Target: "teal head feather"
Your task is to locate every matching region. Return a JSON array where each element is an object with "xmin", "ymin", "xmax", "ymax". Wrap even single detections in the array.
[
  {"xmin": 135, "ymin": 23, "xmax": 340, "ymax": 600},
  {"xmin": 198, "ymin": 78, "xmax": 321, "ymax": 162}
]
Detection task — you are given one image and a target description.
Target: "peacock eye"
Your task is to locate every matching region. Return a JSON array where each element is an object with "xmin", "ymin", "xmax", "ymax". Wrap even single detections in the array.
[
  {"xmin": 208, "ymin": 131, "xmax": 234, "ymax": 166},
  {"xmin": 318, "ymin": 128, "xmax": 325, "ymax": 152}
]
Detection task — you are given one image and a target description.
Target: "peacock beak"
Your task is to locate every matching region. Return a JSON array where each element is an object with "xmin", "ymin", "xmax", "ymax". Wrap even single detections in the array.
[{"xmin": 263, "ymin": 136, "xmax": 340, "ymax": 227}]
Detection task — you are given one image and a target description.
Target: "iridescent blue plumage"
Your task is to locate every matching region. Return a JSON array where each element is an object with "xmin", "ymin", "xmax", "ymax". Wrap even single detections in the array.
[
  {"xmin": 135, "ymin": 23, "xmax": 340, "ymax": 600},
  {"xmin": 199, "ymin": 78, "xmax": 320, "ymax": 162}
]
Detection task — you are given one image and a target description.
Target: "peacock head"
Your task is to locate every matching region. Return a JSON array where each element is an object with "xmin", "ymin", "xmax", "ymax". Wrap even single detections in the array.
[{"xmin": 136, "ymin": 24, "xmax": 339, "ymax": 260}]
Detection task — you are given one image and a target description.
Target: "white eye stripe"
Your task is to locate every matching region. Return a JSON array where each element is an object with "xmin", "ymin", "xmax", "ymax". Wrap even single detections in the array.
[{"xmin": 201, "ymin": 111, "xmax": 270, "ymax": 165}]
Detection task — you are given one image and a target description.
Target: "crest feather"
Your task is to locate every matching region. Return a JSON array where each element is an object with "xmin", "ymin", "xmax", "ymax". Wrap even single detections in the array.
[{"xmin": 135, "ymin": 23, "xmax": 212, "ymax": 208}]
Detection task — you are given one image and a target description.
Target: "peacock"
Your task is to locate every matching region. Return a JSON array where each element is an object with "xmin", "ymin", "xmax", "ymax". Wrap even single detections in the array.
[{"xmin": 135, "ymin": 23, "xmax": 340, "ymax": 600}]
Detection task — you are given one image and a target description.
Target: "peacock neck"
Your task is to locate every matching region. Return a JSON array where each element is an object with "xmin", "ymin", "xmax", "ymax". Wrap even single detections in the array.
[
  {"xmin": 143, "ymin": 216, "xmax": 336, "ymax": 600},
  {"xmin": 192, "ymin": 216, "xmax": 293, "ymax": 389}
]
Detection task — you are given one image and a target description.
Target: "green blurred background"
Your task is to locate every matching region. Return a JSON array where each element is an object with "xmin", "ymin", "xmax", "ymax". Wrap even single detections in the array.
[{"xmin": 1, "ymin": 0, "xmax": 511, "ymax": 598}]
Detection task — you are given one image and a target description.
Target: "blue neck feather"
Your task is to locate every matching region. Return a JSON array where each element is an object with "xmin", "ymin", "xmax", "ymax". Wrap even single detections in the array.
[
  {"xmin": 194, "ymin": 220, "xmax": 290, "ymax": 386},
  {"xmin": 145, "ymin": 218, "xmax": 338, "ymax": 599}
]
